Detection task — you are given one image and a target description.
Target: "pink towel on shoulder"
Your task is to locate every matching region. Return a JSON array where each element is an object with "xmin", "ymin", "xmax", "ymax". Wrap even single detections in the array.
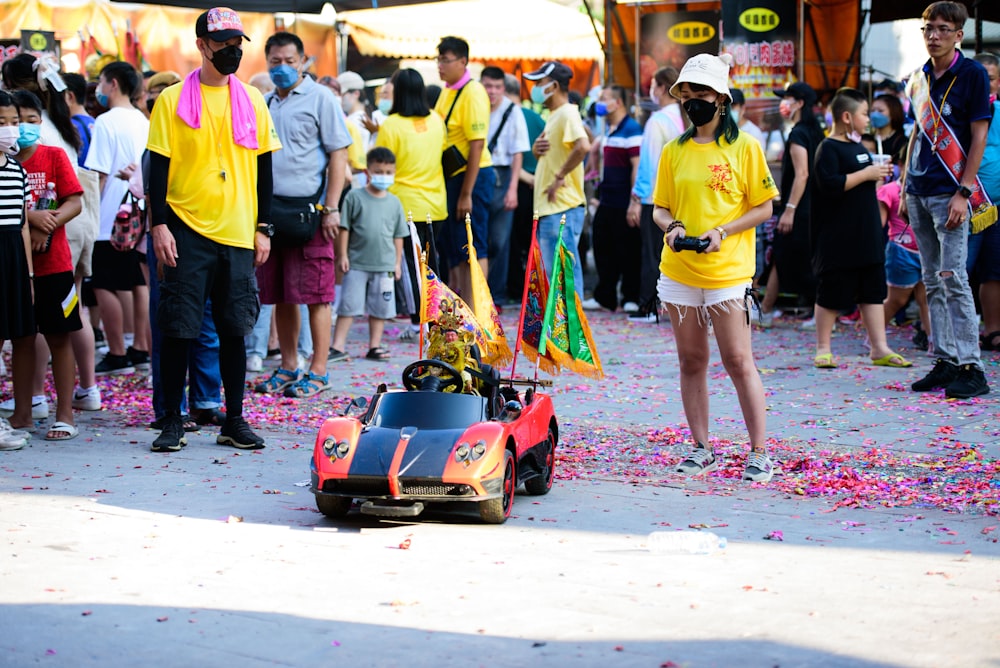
[{"xmin": 176, "ymin": 68, "xmax": 258, "ymax": 151}]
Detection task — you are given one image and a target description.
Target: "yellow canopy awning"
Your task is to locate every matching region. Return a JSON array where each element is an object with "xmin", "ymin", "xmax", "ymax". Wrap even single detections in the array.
[{"xmin": 339, "ymin": 0, "xmax": 602, "ymax": 61}]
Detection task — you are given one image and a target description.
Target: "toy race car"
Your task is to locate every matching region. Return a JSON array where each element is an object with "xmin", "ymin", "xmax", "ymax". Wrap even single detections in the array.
[{"xmin": 310, "ymin": 358, "xmax": 557, "ymax": 524}]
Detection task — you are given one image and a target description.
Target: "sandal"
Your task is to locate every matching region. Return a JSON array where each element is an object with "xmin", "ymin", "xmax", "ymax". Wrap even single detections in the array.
[
  {"xmin": 283, "ymin": 372, "xmax": 332, "ymax": 398},
  {"xmin": 192, "ymin": 407, "xmax": 226, "ymax": 426},
  {"xmin": 813, "ymin": 353, "xmax": 838, "ymax": 369},
  {"xmin": 871, "ymin": 353, "xmax": 913, "ymax": 368},
  {"xmin": 254, "ymin": 367, "xmax": 302, "ymax": 394},
  {"xmin": 980, "ymin": 330, "xmax": 1000, "ymax": 352},
  {"xmin": 365, "ymin": 347, "xmax": 391, "ymax": 361},
  {"xmin": 45, "ymin": 421, "xmax": 79, "ymax": 441},
  {"xmin": 150, "ymin": 414, "xmax": 199, "ymax": 432}
]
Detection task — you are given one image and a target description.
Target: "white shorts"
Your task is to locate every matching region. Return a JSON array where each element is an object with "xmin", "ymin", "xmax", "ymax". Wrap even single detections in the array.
[
  {"xmin": 656, "ymin": 274, "xmax": 751, "ymax": 325},
  {"xmin": 337, "ymin": 269, "xmax": 396, "ymax": 319}
]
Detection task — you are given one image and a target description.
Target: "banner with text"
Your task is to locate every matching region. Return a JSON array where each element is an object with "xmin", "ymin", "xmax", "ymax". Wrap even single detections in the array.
[
  {"xmin": 638, "ymin": 11, "xmax": 720, "ymax": 93},
  {"xmin": 722, "ymin": 1, "xmax": 796, "ymax": 99}
]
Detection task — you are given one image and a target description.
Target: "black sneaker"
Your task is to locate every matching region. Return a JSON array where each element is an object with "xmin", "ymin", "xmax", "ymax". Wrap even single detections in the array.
[
  {"xmin": 217, "ymin": 416, "xmax": 265, "ymax": 450},
  {"xmin": 911, "ymin": 359, "xmax": 959, "ymax": 392},
  {"xmin": 151, "ymin": 415, "xmax": 187, "ymax": 452},
  {"xmin": 127, "ymin": 346, "xmax": 151, "ymax": 371},
  {"xmin": 95, "ymin": 353, "xmax": 135, "ymax": 376},
  {"xmin": 944, "ymin": 364, "xmax": 989, "ymax": 399}
]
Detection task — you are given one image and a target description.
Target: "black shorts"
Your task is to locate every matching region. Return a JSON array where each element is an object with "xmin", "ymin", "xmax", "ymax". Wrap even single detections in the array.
[
  {"xmin": 90, "ymin": 240, "xmax": 147, "ymax": 291},
  {"xmin": 816, "ymin": 264, "xmax": 887, "ymax": 311},
  {"xmin": 157, "ymin": 209, "xmax": 259, "ymax": 339},
  {"xmin": 0, "ymin": 229, "xmax": 34, "ymax": 340},
  {"xmin": 34, "ymin": 270, "xmax": 83, "ymax": 336}
]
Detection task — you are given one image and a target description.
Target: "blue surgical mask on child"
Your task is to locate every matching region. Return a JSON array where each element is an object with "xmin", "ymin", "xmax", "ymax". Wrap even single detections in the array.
[
  {"xmin": 869, "ymin": 111, "xmax": 890, "ymax": 129},
  {"xmin": 369, "ymin": 174, "xmax": 394, "ymax": 191},
  {"xmin": 377, "ymin": 99, "xmax": 392, "ymax": 115},
  {"xmin": 18, "ymin": 122, "xmax": 41, "ymax": 149},
  {"xmin": 268, "ymin": 64, "xmax": 299, "ymax": 89}
]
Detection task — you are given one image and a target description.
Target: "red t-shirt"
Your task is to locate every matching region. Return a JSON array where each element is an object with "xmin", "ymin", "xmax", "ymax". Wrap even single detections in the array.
[{"xmin": 22, "ymin": 145, "xmax": 83, "ymax": 276}]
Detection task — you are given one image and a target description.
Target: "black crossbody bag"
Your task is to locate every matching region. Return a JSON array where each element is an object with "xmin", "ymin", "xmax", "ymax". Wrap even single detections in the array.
[{"xmin": 441, "ymin": 82, "xmax": 469, "ymax": 177}]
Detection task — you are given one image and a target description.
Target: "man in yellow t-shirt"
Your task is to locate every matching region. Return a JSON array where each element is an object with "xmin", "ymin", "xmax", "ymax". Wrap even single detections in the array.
[
  {"xmin": 433, "ymin": 35, "xmax": 494, "ymax": 299},
  {"xmin": 147, "ymin": 7, "xmax": 282, "ymax": 454},
  {"xmin": 526, "ymin": 61, "xmax": 590, "ymax": 295}
]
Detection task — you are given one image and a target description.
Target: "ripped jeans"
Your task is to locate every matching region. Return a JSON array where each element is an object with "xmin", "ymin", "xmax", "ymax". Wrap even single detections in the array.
[{"xmin": 906, "ymin": 193, "xmax": 982, "ymax": 368}]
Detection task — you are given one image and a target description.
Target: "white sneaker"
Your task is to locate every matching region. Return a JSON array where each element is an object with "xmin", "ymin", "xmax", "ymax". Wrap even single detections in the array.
[
  {"xmin": 580, "ymin": 298, "xmax": 608, "ymax": 311},
  {"xmin": 72, "ymin": 386, "xmax": 102, "ymax": 411},
  {"xmin": 0, "ymin": 395, "xmax": 48, "ymax": 419},
  {"xmin": 246, "ymin": 354, "xmax": 263, "ymax": 373},
  {"xmin": 799, "ymin": 316, "xmax": 817, "ymax": 330},
  {"xmin": 622, "ymin": 301, "xmax": 640, "ymax": 313},
  {"xmin": 758, "ymin": 308, "xmax": 781, "ymax": 328},
  {"xmin": 0, "ymin": 417, "xmax": 30, "ymax": 440},
  {"xmin": 628, "ymin": 312, "xmax": 658, "ymax": 324},
  {"xmin": 0, "ymin": 432, "xmax": 26, "ymax": 451}
]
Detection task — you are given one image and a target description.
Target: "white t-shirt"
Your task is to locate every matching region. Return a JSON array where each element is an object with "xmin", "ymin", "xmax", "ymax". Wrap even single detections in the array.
[{"xmin": 85, "ymin": 106, "xmax": 149, "ymax": 240}]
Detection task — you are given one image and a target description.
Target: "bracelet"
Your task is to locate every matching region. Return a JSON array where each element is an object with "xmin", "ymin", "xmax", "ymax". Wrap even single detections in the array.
[
  {"xmin": 323, "ymin": 208, "xmax": 339, "ymax": 215},
  {"xmin": 785, "ymin": 203, "xmax": 797, "ymax": 210},
  {"xmin": 666, "ymin": 220, "xmax": 685, "ymax": 234}
]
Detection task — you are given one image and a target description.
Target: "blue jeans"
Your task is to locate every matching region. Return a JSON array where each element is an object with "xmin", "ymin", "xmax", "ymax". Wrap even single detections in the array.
[
  {"xmin": 486, "ymin": 166, "xmax": 515, "ymax": 304},
  {"xmin": 147, "ymin": 243, "xmax": 222, "ymax": 420},
  {"xmin": 906, "ymin": 193, "xmax": 982, "ymax": 368},
  {"xmin": 244, "ymin": 303, "xmax": 313, "ymax": 360},
  {"xmin": 538, "ymin": 206, "xmax": 585, "ymax": 297}
]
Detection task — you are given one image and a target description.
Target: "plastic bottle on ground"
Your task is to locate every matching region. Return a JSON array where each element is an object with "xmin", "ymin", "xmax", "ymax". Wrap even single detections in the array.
[{"xmin": 647, "ymin": 531, "xmax": 727, "ymax": 555}]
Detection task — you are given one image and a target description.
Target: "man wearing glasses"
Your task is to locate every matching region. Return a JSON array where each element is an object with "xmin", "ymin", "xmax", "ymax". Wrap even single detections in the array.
[
  {"xmin": 903, "ymin": 1, "xmax": 992, "ymax": 399},
  {"xmin": 433, "ymin": 36, "xmax": 494, "ymax": 299}
]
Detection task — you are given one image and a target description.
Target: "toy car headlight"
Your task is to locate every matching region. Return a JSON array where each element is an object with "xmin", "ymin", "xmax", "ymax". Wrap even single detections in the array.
[
  {"xmin": 323, "ymin": 436, "xmax": 337, "ymax": 454},
  {"xmin": 323, "ymin": 437, "xmax": 351, "ymax": 459},
  {"xmin": 335, "ymin": 440, "xmax": 351, "ymax": 458},
  {"xmin": 455, "ymin": 442, "xmax": 470, "ymax": 462},
  {"xmin": 471, "ymin": 441, "xmax": 487, "ymax": 460}
]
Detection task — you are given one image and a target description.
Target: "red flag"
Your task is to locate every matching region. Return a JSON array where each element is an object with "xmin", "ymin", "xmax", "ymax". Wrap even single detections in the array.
[{"xmin": 516, "ymin": 225, "xmax": 559, "ymax": 376}]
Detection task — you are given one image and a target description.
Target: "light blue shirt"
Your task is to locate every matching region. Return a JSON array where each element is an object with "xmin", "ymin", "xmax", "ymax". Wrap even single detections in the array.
[
  {"xmin": 266, "ymin": 76, "xmax": 352, "ymax": 198},
  {"xmin": 632, "ymin": 104, "xmax": 684, "ymax": 204},
  {"xmin": 979, "ymin": 101, "xmax": 1000, "ymax": 201}
]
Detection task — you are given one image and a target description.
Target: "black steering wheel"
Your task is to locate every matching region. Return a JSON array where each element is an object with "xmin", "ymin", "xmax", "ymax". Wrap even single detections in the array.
[{"xmin": 402, "ymin": 359, "xmax": 464, "ymax": 393}]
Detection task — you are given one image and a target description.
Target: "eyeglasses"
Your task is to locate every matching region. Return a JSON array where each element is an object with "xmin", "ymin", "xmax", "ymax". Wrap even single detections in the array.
[
  {"xmin": 921, "ymin": 24, "xmax": 958, "ymax": 37},
  {"xmin": 436, "ymin": 56, "xmax": 461, "ymax": 65}
]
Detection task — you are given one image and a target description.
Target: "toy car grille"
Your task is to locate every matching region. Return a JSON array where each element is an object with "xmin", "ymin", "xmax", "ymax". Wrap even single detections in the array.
[
  {"xmin": 323, "ymin": 477, "xmax": 391, "ymax": 495},
  {"xmin": 401, "ymin": 481, "xmax": 472, "ymax": 496}
]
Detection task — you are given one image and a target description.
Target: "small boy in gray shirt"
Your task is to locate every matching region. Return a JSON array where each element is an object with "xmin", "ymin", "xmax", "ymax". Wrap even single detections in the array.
[{"xmin": 330, "ymin": 147, "xmax": 409, "ymax": 361}]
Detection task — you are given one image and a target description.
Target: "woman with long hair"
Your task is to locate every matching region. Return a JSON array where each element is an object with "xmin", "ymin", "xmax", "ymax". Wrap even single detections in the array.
[
  {"xmin": 651, "ymin": 53, "xmax": 779, "ymax": 482},
  {"xmin": 870, "ymin": 93, "xmax": 908, "ymax": 167}
]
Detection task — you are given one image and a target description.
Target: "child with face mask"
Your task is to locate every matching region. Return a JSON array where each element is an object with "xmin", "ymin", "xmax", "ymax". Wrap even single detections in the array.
[
  {"xmin": 329, "ymin": 147, "xmax": 409, "ymax": 362},
  {"xmin": 0, "ymin": 91, "xmax": 37, "ymax": 450},
  {"xmin": 8, "ymin": 89, "xmax": 84, "ymax": 442}
]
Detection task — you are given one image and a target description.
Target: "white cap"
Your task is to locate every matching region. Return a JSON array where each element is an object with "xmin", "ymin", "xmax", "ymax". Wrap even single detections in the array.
[{"xmin": 670, "ymin": 53, "xmax": 733, "ymax": 101}]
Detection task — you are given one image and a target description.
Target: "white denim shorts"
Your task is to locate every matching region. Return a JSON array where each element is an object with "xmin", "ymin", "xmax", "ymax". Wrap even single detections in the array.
[{"xmin": 656, "ymin": 274, "xmax": 751, "ymax": 325}]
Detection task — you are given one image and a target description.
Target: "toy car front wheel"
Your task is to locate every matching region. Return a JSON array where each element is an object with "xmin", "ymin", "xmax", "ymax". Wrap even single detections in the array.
[
  {"xmin": 524, "ymin": 429, "xmax": 555, "ymax": 496},
  {"xmin": 315, "ymin": 494, "xmax": 352, "ymax": 518},
  {"xmin": 479, "ymin": 449, "xmax": 514, "ymax": 524}
]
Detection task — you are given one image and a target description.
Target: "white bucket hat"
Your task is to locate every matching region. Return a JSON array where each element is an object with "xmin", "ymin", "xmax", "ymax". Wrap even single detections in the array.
[{"xmin": 669, "ymin": 53, "xmax": 733, "ymax": 101}]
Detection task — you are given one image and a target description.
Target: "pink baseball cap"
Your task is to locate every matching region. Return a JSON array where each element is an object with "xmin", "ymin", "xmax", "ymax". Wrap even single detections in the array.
[{"xmin": 196, "ymin": 7, "xmax": 249, "ymax": 42}]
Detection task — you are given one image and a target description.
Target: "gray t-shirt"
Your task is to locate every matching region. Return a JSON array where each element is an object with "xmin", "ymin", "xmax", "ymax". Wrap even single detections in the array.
[{"xmin": 340, "ymin": 188, "xmax": 409, "ymax": 271}]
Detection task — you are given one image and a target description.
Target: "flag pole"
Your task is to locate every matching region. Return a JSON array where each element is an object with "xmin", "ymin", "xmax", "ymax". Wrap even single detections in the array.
[
  {"xmin": 510, "ymin": 212, "xmax": 540, "ymax": 380},
  {"xmin": 418, "ymin": 250, "xmax": 427, "ymax": 355}
]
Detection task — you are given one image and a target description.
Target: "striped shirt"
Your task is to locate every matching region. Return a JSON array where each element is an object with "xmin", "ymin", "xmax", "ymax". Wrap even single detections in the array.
[
  {"xmin": 599, "ymin": 115, "xmax": 642, "ymax": 208},
  {"xmin": 0, "ymin": 156, "xmax": 29, "ymax": 228}
]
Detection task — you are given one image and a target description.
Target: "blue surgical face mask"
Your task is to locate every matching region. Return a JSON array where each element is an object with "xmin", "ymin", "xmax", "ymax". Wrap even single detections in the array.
[
  {"xmin": 870, "ymin": 110, "xmax": 890, "ymax": 129},
  {"xmin": 377, "ymin": 98, "xmax": 392, "ymax": 115},
  {"xmin": 268, "ymin": 64, "xmax": 299, "ymax": 90},
  {"xmin": 95, "ymin": 89, "xmax": 109, "ymax": 108},
  {"xmin": 594, "ymin": 101, "xmax": 609, "ymax": 117},
  {"xmin": 18, "ymin": 122, "xmax": 40, "ymax": 149},
  {"xmin": 530, "ymin": 81, "xmax": 555, "ymax": 105},
  {"xmin": 370, "ymin": 173, "xmax": 394, "ymax": 191}
]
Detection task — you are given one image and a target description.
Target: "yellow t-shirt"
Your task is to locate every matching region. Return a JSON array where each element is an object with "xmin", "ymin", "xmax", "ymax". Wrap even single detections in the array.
[
  {"xmin": 375, "ymin": 113, "xmax": 447, "ymax": 221},
  {"xmin": 533, "ymin": 102, "xmax": 587, "ymax": 217},
  {"xmin": 345, "ymin": 120, "xmax": 366, "ymax": 171},
  {"xmin": 147, "ymin": 79, "xmax": 282, "ymax": 249},
  {"xmin": 652, "ymin": 132, "xmax": 778, "ymax": 289},
  {"xmin": 433, "ymin": 79, "xmax": 492, "ymax": 173}
]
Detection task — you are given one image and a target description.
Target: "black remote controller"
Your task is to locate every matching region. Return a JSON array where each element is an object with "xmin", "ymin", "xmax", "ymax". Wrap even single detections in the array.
[{"xmin": 673, "ymin": 236, "xmax": 710, "ymax": 253}]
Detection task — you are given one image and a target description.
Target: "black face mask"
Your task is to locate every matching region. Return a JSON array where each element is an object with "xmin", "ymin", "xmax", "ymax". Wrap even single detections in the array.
[
  {"xmin": 210, "ymin": 44, "xmax": 243, "ymax": 75},
  {"xmin": 683, "ymin": 98, "xmax": 719, "ymax": 127},
  {"xmin": 146, "ymin": 98, "xmax": 155, "ymax": 113}
]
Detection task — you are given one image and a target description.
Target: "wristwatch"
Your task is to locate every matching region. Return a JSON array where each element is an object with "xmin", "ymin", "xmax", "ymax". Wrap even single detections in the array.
[
  {"xmin": 256, "ymin": 223, "xmax": 274, "ymax": 237},
  {"xmin": 715, "ymin": 226, "xmax": 728, "ymax": 241},
  {"xmin": 957, "ymin": 185, "xmax": 973, "ymax": 199}
]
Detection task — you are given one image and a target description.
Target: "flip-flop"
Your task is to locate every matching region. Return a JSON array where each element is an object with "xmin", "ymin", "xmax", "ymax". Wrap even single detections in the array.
[
  {"xmin": 45, "ymin": 421, "xmax": 79, "ymax": 441},
  {"xmin": 365, "ymin": 347, "xmax": 391, "ymax": 361},
  {"xmin": 813, "ymin": 353, "xmax": 838, "ymax": 369},
  {"xmin": 872, "ymin": 353, "xmax": 913, "ymax": 368},
  {"xmin": 283, "ymin": 372, "xmax": 332, "ymax": 398}
]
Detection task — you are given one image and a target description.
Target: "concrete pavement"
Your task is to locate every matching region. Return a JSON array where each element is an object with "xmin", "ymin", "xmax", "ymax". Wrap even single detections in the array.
[{"xmin": 1, "ymin": 311, "xmax": 998, "ymax": 667}]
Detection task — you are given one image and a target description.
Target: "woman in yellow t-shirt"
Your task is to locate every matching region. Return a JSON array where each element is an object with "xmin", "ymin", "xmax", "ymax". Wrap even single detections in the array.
[
  {"xmin": 375, "ymin": 69, "xmax": 447, "ymax": 336},
  {"xmin": 651, "ymin": 53, "xmax": 779, "ymax": 483}
]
